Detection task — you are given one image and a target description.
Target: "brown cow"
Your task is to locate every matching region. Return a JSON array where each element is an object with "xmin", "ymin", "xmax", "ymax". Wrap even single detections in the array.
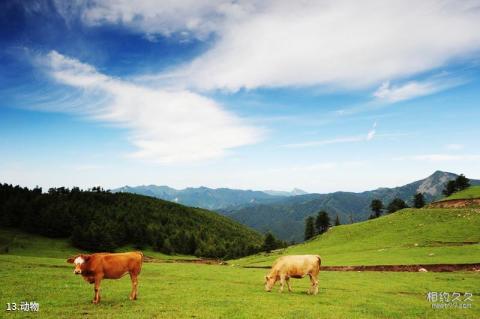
[
  {"xmin": 67, "ymin": 251, "xmax": 143, "ymax": 304},
  {"xmin": 264, "ymin": 255, "xmax": 321, "ymax": 295}
]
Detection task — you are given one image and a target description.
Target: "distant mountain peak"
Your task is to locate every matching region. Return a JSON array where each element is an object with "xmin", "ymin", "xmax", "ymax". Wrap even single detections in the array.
[
  {"xmin": 417, "ymin": 171, "xmax": 457, "ymax": 196},
  {"xmin": 263, "ymin": 188, "xmax": 309, "ymax": 197},
  {"xmin": 429, "ymin": 170, "xmax": 456, "ymax": 178},
  {"xmin": 291, "ymin": 188, "xmax": 308, "ymax": 195}
]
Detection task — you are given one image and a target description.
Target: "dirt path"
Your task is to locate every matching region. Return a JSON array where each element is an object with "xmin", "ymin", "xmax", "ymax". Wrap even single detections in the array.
[
  {"xmin": 144, "ymin": 256, "xmax": 225, "ymax": 265},
  {"xmin": 242, "ymin": 263, "xmax": 480, "ymax": 272},
  {"xmin": 144, "ymin": 256, "xmax": 480, "ymax": 272}
]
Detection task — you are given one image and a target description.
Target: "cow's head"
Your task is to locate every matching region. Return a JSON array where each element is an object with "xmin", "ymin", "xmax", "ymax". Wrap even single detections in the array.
[
  {"xmin": 67, "ymin": 255, "xmax": 91, "ymax": 275},
  {"xmin": 264, "ymin": 275, "xmax": 276, "ymax": 292}
]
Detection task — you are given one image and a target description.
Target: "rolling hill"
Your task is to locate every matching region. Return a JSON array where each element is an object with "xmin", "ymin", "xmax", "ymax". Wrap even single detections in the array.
[
  {"xmin": 222, "ymin": 171, "xmax": 480, "ymax": 242},
  {"xmin": 232, "ymin": 207, "xmax": 480, "ymax": 267}
]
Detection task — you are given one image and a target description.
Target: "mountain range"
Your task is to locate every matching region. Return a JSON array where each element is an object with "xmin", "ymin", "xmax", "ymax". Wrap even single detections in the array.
[
  {"xmin": 112, "ymin": 185, "xmax": 305, "ymax": 210},
  {"xmin": 221, "ymin": 171, "xmax": 480, "ymax": 242},
  {"xmin": 114, "ymin": 171, "xmax": 479, "ymax": 242}
]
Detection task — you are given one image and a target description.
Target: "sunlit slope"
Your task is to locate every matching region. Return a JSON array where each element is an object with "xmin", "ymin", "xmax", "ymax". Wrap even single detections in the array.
[
  {"xmin": 441, "ymin": 186, "xmax": 480, "ymax": 201},
  {"xmin": 233, "ymin": 208, "xmax": 480, "ymax": 267}
]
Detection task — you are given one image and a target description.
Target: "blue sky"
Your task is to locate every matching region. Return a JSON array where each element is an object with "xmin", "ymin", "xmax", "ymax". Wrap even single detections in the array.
[{"xmin": 1, "ymin": 0, "xmax": 479, "ymax": 192}]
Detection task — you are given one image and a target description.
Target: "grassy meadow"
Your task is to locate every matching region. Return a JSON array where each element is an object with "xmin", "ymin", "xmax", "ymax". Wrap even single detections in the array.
[{"xmin": 1, "ymin": 254, "xmax": 479, "ymax": 319}]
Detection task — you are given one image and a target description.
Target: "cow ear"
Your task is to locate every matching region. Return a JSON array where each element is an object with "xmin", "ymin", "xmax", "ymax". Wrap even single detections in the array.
[{"xmin": 67, "ymin": 256, "xmax": 76, "ymax": 264}]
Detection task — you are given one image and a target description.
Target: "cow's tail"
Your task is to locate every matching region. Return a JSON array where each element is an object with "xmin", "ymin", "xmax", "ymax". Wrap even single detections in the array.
[
  {"xmin": 137, "ymin": 251, "xmax": 144, "ymax": 274},
  {"xmin": 316, "ymin": 255, "xmax": 322, "ymax": 271},
  {"xmin": 137, "ymin": 251, "xmax": 144, "ymax": 260}
]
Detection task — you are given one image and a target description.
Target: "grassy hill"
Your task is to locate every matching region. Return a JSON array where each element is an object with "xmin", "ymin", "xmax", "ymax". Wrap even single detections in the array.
[
  {"xmin": 441, "ymin": 186, "xmax": 480, "ymax": 201},
  {"xmin": 233, "ymin": 208, "xmax": 480, "ymax": 267}
]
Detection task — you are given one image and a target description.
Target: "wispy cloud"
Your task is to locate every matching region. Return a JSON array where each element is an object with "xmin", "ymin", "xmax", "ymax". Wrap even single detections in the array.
[
  {"xmin": 284, "ymin": 136, "xmax": 366, "ymax": 149},
  {"xmin": 284, "ymin": 122, "xmax": 377, "ymax": 148},
  {"xmin": 366, "ymin": 122, "xmax": 377, "ymax": 141},
  {"xmin": 39, "ymin": 51, "xmax": 260, "ymax": 163},
  {"xmin": 373, "ymin": 76, "xmax": 465, "ymax": 103},
  {"xmin": 394, "ymin": 154, "xmax": 480, "ymax": 161}
]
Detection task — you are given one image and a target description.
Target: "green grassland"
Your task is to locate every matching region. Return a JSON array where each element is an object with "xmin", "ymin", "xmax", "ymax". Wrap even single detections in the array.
[
  {"xmin": 233, "ymin": 208, "xmax": 480, "ymax": 267},
  {"xmin": 442, "ymin": 186, "xmax": 480, "ymax": 201},
  {"xmin": 1, "ymin": 254, "xmax": 479, "ymax": 319},
  {"xmin": 1, "ymin": 208, "xmax": 480, "ymax": 318}
]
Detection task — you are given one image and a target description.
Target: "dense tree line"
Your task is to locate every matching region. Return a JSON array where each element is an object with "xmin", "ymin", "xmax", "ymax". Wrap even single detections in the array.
[
  {"xmin": 442, "ymin": 174, "xmax": 470, "ymax": 197},
  {"xmin": 369, "ymin": 196, "xmax": 412, "ymax": 219},
  {"xmin": 0, "ymin": 184, "xmax": 263, "ymax": 259},
  {"xmin": 262, "ymin": 232, "xmax": 288, "ymax": 253},
  {"xmin": 304, "ymin": 210, "xmax": 332, "ymax": 241},
  {"xmin": 413, "ymin": 193, "xmax": 425, "ymax": 208}
]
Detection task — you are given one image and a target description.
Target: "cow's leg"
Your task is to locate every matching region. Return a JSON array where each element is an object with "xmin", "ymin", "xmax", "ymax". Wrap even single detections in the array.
[
  {"xmin": 93, "ymin": 278, "xmax": 102, "ymax": 304},
  {"xmin": 279, "ymin": 275, "xmax": 286, "ymax": 293},
  {"xmin": 286, "ymin": 277, "xmax": 293, "ymax": 292},
  {"xmin": 129, "ymin": 272, "xmax": 138, "ymax": 300},
  {"xmin": 307, "ymin": 275, "xmax": 313, "ymax": 294},
  {"xmin": 309, "ymin": 274, "xmax": 319, "ymax": 295}
]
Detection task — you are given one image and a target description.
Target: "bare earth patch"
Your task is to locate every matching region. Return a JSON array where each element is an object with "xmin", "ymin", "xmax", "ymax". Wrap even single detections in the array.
[
  {"xmin": 242, "ymin": 263, "xmax": 480, "ymax": 272},
  {"xmin": 143, "ymin": 256, "xmax": 480, "ymax": 272},
  {"xmin": 429, "ymin": 198, "xmax": 480, "ymax": 208}
]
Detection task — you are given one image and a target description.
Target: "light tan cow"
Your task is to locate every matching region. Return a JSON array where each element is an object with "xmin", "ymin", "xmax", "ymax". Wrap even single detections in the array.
[
  {"xmin": 264, "ymin": 255, "xmax": 321, "ymax": 295},
  {"xmin": 67, "ymin": 251, "xmax": 143, "ymax": 304}
]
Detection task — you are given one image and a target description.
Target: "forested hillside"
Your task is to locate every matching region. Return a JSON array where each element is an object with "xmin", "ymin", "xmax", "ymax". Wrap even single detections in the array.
[{"xmin": 0, "ymin": 184, "xmax": 263, "ymax": 259}]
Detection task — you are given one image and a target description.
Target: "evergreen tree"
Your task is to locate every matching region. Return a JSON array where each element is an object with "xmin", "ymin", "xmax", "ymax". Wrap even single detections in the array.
[
  {"xmin": 315, "ymin": 211, "xmax": 331, "ymax": 234},
  {"xmin": 162, "ymin": 238, "xmax": 174, "ymax": 254},
  {"xmin": 455, "ymin": 174, "xmax": 470, "ymax": 191},
  {"xmin": 334, "ymin": 215, "xmax": 341, "ymax": 226},
  {"xmin": 413, "ymin": 193, "xmax": 425, "ymax": 208},
  {"xmin": 263, "ymin": 232, "xmax": 277, "ymax": 252},
  {"xmin": 386, "ymin": 198, "xmax": 408, "ymax": 214},
  {"xmin": 153, "ymin": 234, "xmax": 164, "ymax": 252},
  {"xmin": 187, "ymin": 233, "xmax": 197, "ymax": 255},
  {"xmin": 370, "ymin": 199, "xmax": 384, "ymax": 219},
  {"xmin": 304, "ymin": 216, "xmax": 315, "ymax": 241},
  {"xmin": 442, "ymin": 180, "xmax": 457, "ymax": 197}
]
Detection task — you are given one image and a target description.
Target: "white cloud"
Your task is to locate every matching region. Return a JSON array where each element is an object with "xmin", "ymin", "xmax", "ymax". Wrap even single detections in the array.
[
  {"xmin": 373, "ymin": 77, "xmax": 464, "ymax": 103},
  {"xmin": 42, "ymin": 51, "xmax": 260, "ymax": 163},
  {"xmin": 55, "ymin": 0, "xmax": 239, "ymax": 40},
  {"xmin": 395, "ymin": 154, "xmax": 480, "ymax": 161},
  {"xmin": 171, "ymin": 0, "xmax": 480, "ymax": 91},
  {"xmin": 53, "ymin": 0, "xmax": 480, "ymax": 94}
]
